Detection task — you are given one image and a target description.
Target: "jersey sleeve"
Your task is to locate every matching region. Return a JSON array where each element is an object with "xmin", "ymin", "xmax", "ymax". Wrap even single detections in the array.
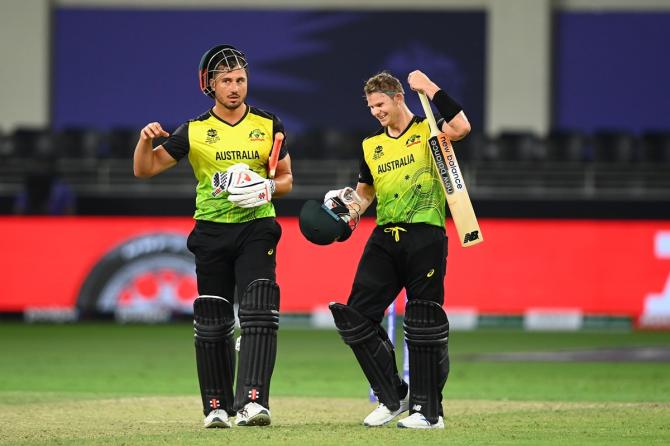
[
  {"xmin": 162, "ymin": 123, "xmax": 190, "ymax": 161},
  {"xmin": 272, "ymin": 115, "xmax": 289, "ymax": 160},
  {"xmin": 357, "ymin": 156, "xmax": 373, "ymax": 185}
]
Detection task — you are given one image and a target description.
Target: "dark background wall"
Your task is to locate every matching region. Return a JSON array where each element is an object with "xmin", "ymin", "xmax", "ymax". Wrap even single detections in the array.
[
  {"xmin": 53, "ymin": 9, "xmax": 670, "ymax": 135},
  {"xmin": 53, "ymin": 9, "xmax": 486, "ymax": 134},
  {"xmin": 554, "ymin": 12, "xmax": 670, "ymax": 133}
]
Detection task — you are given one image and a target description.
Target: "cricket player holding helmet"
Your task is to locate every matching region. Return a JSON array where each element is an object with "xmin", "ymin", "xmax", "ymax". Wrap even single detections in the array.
[{"xmin": 325, "ymin": 70, "xmax": 470, "ymax": 429}]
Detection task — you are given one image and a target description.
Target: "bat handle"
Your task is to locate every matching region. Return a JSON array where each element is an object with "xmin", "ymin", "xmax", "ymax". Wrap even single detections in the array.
[
  {"xmin": 268, "ymin": 132, "xmax": 284, "ymax": 179},
  {"xmin": 418, "ymin": 91, "xmax": 439, "ymax": 133}
]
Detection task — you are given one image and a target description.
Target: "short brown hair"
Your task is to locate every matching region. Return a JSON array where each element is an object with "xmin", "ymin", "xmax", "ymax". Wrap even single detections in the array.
[{"xmin": 363, "ymin": 71, "xmax": 405, "ymax": 97}]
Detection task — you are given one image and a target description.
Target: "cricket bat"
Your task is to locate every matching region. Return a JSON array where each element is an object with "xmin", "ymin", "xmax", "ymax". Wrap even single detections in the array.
[
  {"xmin": 267, "ymin": 132, "xmax": 284, "ymax": 179},
  {"xmin": 418, "ymin": 91, "xmax": 483, "ymax": 247}
]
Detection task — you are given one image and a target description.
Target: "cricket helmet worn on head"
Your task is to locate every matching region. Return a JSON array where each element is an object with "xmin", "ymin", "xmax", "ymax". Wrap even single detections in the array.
[
  {"xmin": 199, "ymin": 44, "xmax": 248, "ymax": 98},
  {"xmin": 299, "ymin": 199, "xmax": 355, "ymax": 245}
]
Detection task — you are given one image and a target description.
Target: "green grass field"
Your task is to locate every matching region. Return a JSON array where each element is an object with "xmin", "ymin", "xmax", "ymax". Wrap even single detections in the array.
[{"xmin": 1, "ymin": 323, "xmax": 669, "ymax": 445}]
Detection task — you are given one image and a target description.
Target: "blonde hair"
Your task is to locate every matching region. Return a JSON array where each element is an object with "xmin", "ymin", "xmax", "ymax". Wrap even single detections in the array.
[{"xmin": 363, "ymin": 71, "xmax": 405, "ymax": 97}]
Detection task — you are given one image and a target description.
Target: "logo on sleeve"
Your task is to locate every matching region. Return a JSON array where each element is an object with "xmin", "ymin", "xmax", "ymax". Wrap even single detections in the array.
[{"xmin": 206, "ymin": 128, "xmax": 219, "ymax": 144}]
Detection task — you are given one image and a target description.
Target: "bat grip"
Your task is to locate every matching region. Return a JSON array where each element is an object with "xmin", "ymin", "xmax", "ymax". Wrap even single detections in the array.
[
  {"xmin": 418, "ymin": 92, "xmax": 439, "ymax": 134},
  {"xmin": 268, "ymin": 133, "xmax": 284, "ymax": 178}
]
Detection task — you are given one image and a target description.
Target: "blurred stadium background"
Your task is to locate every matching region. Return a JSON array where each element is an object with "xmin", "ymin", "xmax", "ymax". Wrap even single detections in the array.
[
  {"xmin": 1, "ymin": 0, "xmax": 669, "ymax": 329},
  {"xmin": 1, "ymin": 1, "xmax": 670, "ymax": 443}
]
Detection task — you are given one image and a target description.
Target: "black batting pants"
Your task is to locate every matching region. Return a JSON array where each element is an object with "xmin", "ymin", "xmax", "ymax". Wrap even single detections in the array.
[{"xmin": 347, "ymin": 222, "xmax": 448, "ymax": 323}]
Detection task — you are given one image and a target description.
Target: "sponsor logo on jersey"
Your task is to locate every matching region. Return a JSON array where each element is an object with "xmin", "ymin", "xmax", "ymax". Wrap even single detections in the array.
[
  {"xmin": 206, "ymin": 128, "xmax": 220, "ymax": 144},
  {"xmin": 249, "ymin": 129, "xmax": 266, "ymax": 141}
]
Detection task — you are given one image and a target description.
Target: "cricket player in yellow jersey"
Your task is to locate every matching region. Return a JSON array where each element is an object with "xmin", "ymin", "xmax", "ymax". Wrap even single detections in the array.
[
  {"xmin": 133, "ymin": 45, "xmax": 292, "ymax": 428},
  {"xmin": 327, "ymin": 71, "xmax": 470, "ymax": 429}
]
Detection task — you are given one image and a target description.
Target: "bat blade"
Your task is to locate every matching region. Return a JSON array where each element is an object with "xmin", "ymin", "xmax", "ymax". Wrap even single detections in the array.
[
  {"xmin": 435, "ymin": 133, "xmax": 483, "ymax": 247},
  {"xmin": 268, "ymin": 132, "xmax": 284, "ymax": 178},
  {"xmin": 418, "ymin": 92, "xmax": 483, "ymax": 247}
]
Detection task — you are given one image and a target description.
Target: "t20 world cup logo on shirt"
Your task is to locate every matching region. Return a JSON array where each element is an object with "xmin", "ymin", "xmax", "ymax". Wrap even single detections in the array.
[
  {"xmin": 372, "ymin": 145, "xmax": 384, "ymax": 160},
  {"xmin": 206, "ymin": 128, "xmax": 220, "ymax": 144}
]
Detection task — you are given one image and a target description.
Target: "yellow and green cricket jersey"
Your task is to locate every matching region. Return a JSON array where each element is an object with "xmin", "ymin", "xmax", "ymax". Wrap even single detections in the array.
[
  {"xmin": 163, "ymin": 106, "xmax": 287, "ymax": 223},
  {"xmin": 358, "ymin": 116, "xmax": 446, "ymax": 228}
]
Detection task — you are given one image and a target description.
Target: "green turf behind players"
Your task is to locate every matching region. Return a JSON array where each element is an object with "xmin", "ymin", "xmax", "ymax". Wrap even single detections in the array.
[{"xmin": 0, "ymin": 324, "xmax": 669, "ymax": 445}]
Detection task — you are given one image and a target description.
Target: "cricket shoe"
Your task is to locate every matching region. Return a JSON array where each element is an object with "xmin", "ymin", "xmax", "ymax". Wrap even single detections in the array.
[
  {"xmin": 397, "ymin": 412, "xmax": 445, "ymax": 429},
  {"xmin": 235, "ymin": 402, "xmax": 271, "ymax": 426},
  {"xmin": 203, "ymin": 409, "xmax": 232, "ymax": 428},
  {"xmin": 363, "ymin": 394, "xmax": 410, "ymax": 427}
]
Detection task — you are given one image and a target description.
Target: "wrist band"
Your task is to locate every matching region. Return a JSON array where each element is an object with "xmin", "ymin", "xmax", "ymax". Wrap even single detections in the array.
[
  {"xmin": 269, "ymin": 179, "xmax": 276, "ymax": 194},
  {"xmin": 431, "ymin": 89, "xmax": 462, "ymax": 122}
]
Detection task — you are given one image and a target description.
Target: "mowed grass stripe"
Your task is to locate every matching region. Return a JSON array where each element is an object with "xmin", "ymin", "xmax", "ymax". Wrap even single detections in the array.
[{"xmin": 1, "ymin": 396, "xmax": 668, "ymax": 446}]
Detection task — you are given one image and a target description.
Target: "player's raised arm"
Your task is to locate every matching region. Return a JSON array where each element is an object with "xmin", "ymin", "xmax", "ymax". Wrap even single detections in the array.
[
  {"xmin": 133, "ymin": 122, "xmax": 177, "ymax": 178},
  {"xmin": 407, "ymin": 70, "xmax": 471, "ymax": 141}
]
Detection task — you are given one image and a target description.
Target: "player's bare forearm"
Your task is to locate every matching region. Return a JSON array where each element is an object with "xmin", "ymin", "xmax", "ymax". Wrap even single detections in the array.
[
  {"xmin": 271, "ymin": 155, "xmax": 293, "ymax": 198},
  {"xmin": 354, "ymin": 182, "xmax": 376, "ymax": 216},
  {"xmin": 441, "ymin": 112, "xmax": 471, "ymax": 141},
  {"xmin": 133, "ymin": 138, "xmax": 155, "ymax": 177},
  {"xmin": 133, "ymin": 122, "xmax": 176, "ymax": 178}
]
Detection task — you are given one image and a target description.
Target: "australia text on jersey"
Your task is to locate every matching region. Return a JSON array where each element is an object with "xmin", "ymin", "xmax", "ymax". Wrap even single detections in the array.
[
  {"xmin": 215, "ymin": 150, "xmax": 261, "ymax": 161},
  {"xmin": 377, "ymin": 154, "xmax": 415, "ymax": 174}
]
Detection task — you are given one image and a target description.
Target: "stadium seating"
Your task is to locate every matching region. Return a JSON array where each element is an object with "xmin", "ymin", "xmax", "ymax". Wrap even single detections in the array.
[
  {"xmin": 0, "ymin": 127, "xmax": 669, "ymax": 212},
  {"xmin": 57, "ymin": 128, "xmax": 103, "ymax": 160},
  {"xmin": 106, "ymin": 127, "xmax": 139, "ymax": 159},
  {"xmin": 12, "ymin": 128, "xmax": 55, "ymax": 159},
  {"xmin": 545, "ymin": 130, "xmax": 588, "ymax": 163},
  {"xmin": 591, "ymin": 131, "xmax": 638, "ymax": 163},
  {"xmin": 496, "ymin": 131, "xmax": 545, "ymax": 162},
  {"xmin": 640, "ymin": 131, "xmax": 670, "ymax": 164}
]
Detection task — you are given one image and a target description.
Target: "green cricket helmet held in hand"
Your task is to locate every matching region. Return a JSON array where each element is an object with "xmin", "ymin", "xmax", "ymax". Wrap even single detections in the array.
[{"xmin": 298, "ymin": 198, "xmax": 358, "ymax": 245}]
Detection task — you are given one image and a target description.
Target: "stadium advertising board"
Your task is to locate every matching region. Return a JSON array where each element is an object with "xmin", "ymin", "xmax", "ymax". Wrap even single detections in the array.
[{"xmin": 0, "ymin": 217, "xmax": 668, "ymax": 327}]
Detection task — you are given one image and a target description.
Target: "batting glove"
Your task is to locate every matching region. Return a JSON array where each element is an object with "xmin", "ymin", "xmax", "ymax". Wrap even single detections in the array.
[
  {"xmin": 324, "ymin": 187, "xmax": 362, "ymax": 208},
  {"xmin": 227, "ymin": 178, "xmax": 276, "ymax": 208},
  {"xmin": 211, "ymin": 164, "xmax": 262, "ymax": 197}
]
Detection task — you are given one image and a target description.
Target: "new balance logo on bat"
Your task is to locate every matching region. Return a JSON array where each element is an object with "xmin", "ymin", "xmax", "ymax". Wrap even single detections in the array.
[
  {"xmin": 428, "ymin": 139, "xmax": 453, "ymax": 194},
  {"xmin": 463, "ymin": 231, "xmax": 480, "ymax": 244}
]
